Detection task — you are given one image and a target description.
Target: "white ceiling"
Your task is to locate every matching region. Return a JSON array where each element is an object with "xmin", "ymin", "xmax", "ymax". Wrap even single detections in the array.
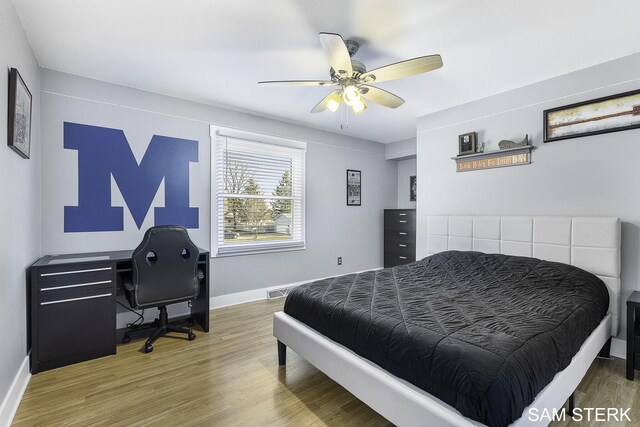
[{"xmin": 13, "ymin": 0, "xmax": 640, "ymax": 143}]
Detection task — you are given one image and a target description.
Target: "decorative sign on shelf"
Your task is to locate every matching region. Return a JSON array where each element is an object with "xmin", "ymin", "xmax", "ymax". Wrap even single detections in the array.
[{"xmin": 452, "ymin": 146, "xmax": 533, "ymax": 173}]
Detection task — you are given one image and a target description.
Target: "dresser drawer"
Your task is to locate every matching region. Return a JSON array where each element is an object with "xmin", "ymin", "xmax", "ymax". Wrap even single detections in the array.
[
  {"xmin": 385, "ymin": 210, "xmax": 416, "ymax": 221},
  {"xmin": 384, "ymin": 252, "xmax": 416, "ymax": 267},
  {"xmin": 385, "ymin": 242, "xmax": 415, "ymax": 257},
  {"xmin": 385, "ymin": 241, "xmax": 416, "ymax": 254},
  {"xmin": 384, "ymin": 216, "xmax": 416, "ymax": 232},
  {"xmin": 384, "ymin": 230, "xmax": 416, "ymax": 246}
]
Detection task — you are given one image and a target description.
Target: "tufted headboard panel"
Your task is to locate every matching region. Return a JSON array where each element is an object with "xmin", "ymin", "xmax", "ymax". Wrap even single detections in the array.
[{"xmin": 426, "ymin": 216, "xmax": 621, "ymax": 336}]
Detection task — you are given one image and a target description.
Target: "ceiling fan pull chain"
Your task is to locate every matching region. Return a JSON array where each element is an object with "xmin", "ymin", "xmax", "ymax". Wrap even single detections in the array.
[{"xmin": 341, "ymin": 102, "xmax": 350, "ymax": 129}]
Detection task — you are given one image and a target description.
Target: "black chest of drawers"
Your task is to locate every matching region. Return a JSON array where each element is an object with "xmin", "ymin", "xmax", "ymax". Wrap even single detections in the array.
[
  {"xmin": 29, "ymin": 260, "xmax": 117, "ymax": 373},
  {"xmin": 384, "ymin": 209, "xmax": 416, "ymax": 268}
]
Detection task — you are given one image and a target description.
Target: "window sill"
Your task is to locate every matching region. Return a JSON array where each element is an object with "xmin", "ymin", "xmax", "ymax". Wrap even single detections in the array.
[{"xmin": 211, "ymin": 244, "xmax": 306, "ymax": 258}]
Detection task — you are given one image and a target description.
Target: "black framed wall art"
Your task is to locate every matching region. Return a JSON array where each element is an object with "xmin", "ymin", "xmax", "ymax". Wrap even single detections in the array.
[
  {"xmin": 346, "ymin": 169, "xmax": 361, "ymax": 206},
  {"xmin": 7, "ymin": 67, "xmax": 32, "ymax": 159},
  {"xmin": 458, "ymin": 132, "xmax": 476, "ymax": 155},
  {"xmin": 410, "ymin": 175, "xmax": 417, "ymax": 202},
  {"xmin": 544, "ymin": 89, "xmax": 640, "ymax": 143}
]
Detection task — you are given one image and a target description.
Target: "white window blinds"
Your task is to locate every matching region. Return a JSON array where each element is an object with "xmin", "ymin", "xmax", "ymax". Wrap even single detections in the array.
[{"xmin": 211, "ymin": 126, "xmax": 306, "ymax": 256}]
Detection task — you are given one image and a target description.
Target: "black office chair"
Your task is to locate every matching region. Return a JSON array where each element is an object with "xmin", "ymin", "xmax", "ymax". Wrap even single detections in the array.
[{"xmin": 122, "ymin": 225, "xmax": 202, "ymax": 353}]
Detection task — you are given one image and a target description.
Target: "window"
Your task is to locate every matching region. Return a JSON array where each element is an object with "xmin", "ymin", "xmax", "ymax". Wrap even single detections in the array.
[{"xmin": 211, "ymin": 126, "xmax": 306, "ymax": 256}]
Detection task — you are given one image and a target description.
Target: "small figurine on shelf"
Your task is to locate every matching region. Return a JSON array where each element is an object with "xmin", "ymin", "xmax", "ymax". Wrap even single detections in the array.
[
  {"xmin": 476, "ymin": 142, "xmax": 486, "ymax": 153},
  {"xmin": 498, "ymin": 134, "xmax": 529, "ymax": 150}
]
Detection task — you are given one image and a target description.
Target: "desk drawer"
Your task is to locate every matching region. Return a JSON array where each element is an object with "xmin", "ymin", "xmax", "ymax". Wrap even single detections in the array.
[
  {"xmin": 39, "ymin": 293, "xmax": 115, "ymax": 362},
  {"xmin": 37, "ymin": 263, "xmax": 113, "ymax": 287},
  {"xmin": 40, "ymin": 282, "xmax": 114, "ymax": 304}
]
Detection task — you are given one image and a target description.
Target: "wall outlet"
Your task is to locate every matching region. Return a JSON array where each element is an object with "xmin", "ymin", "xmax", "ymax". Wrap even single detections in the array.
[{"xmin": 337, "ymin": 257, "xmax": 342, "ymax": 265}]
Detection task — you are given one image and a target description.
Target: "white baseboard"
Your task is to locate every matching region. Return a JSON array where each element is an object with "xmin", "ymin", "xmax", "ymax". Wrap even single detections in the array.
[
  {"xmin": 0, "ymin": 356, "xmax": 31, "ymax": 427},
  {"xmin": 210, "ymin": 267, "xmax": 383, "ymax": 310},
  {"xmin": 611, "ymin": 337, "xmax": 626, "ymax": 359}
]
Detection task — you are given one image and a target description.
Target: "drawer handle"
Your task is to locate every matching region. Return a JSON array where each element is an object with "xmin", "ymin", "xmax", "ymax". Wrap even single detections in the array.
[
  {"xmin": 399, "ymin": 244, "xmax": 407, "ymax": 247},
  {"xmin": 41, "ymin": 280, "xmax": 112, "ymax": 291},
  {"xmin": 399, "ymin": 232, "xmax": 407, "ymax": 235},
  {"xmin": 41, "ymin": 267, "xmax": 112, "ymax": 277},
  {"xmin": 41, "ymin": 293, "xmax": 112, "ymax": 306},
  {"xmin": 399, "ymin": 213, "xmax": 407, "ymax": 216},
  {"xmin": 399, "ymin": 256, "xmax": 407, "ymax": 260},
  {"xmin": 399, "ymin": 220, "xmax": 407, "ymax": 223}
]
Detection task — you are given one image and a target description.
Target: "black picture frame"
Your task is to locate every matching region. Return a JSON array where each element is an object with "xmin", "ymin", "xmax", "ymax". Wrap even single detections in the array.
[
  {"xmin": 346, "ymin": 169, "xmax": 361, "ymax": 206},
  {"xmin": 458, "ymin": 132, "xmax": 476, "ymax": 156},
  {"xmin": 543, "ymin": 88, "xmax": 640, "ymax": 143},
  {"xmin": 409, "ymin": 175, "xmax": 417, "ymax": 202},
  {"xmin": 7, "ymin": 68, "xmax": 32, "ymax": 159}
]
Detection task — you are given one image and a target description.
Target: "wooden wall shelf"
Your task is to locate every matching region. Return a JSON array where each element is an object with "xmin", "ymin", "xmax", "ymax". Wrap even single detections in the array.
[{"xmin": 451, "ymin": 145, "xmax": 535, "ymax": 172}]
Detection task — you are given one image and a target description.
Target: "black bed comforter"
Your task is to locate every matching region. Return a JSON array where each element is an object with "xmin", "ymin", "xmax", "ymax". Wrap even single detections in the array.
[{"xmin": 284, "ymin": 251, "xmax": 609, "ymax": 427}]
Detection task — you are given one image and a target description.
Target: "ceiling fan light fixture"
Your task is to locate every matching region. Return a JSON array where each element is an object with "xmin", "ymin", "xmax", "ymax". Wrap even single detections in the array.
[
  {"xmin": 326, "ymin": 91, "xmax": 342, "ymax": 112},
  {"xmin": 327, "ymin": 99, "xmax": 341, "ymax": 113},
  {"xmin": 342, "ymin": 84, "xmax": 361, "ymax": 106},
  {"xmin": 352, "ymin": 98, "xmax": 367, "ymax": 114}
]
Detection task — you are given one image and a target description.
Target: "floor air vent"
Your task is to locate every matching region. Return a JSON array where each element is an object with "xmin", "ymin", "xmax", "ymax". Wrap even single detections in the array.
[{"xmin": 267, "ymin": 286, "xmax": 296, "ymax": 300}]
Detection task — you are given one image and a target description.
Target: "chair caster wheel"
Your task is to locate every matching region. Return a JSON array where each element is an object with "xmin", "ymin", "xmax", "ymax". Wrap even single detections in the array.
[
  {"xmin": 144, "ymin": 344, "xmax": 153, "ymax": 353},
  {"xmin": 188, "ymin": 332, "xmax": 196, "ymax": 341},
  {"xmin": 122, "ymin": 336, "xmax": 131, "ymax": 344}
]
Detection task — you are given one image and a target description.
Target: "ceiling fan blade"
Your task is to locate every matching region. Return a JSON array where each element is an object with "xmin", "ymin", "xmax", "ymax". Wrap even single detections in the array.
[
  {"xmin": 319, "ymin": 32, "xmax": 353, "ymax": 78},
  {"xmin": 360, "ymin": 85, "xmax": 405, "ymax": 109},
  {"xmin": 361, "ymin": 54, "xmax": 442, "ymax": 83},
  {"xmin": 258, "ymin": 80, "xmax": 336, "ymax": 87},
  {"xmin": 311, "ymin": 90, "xmax": 342, "ymax": 113}
]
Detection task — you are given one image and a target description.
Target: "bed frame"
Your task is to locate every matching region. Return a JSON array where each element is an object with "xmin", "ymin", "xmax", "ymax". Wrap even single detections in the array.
[{"xmin": 273, "ymin": 216, "xmax": 621, "ymax": 426}]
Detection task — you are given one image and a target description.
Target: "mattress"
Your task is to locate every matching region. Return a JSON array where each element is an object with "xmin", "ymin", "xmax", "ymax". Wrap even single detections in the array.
[{"xmin": 283, "ymin": 251, "xmax": 609, "ymax": 427}]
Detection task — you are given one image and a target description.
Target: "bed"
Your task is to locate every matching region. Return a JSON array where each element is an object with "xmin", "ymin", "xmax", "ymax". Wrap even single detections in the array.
[{"xmin": 273, "ymin": 216, "xmax": 621, "ymax": 427}]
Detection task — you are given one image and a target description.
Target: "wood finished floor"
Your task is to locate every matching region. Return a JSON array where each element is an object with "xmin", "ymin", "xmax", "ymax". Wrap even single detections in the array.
[{"xmin": 13, "ymin": 299, "xmax": 640, "ymax": 426}]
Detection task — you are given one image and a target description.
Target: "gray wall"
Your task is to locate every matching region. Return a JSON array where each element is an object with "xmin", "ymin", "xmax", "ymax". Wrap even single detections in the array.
[
  {"xmin": 0, "ymin": 0, "xmax": 41, "ymax": 408},
  {"xmin": 40, "ymin": 70, "xmax": 398, "ymax": 303},
  {"xmin": 417, "ymin": 52, "xmax": 640, "ymax": 340},
  {"xmin": 397, "ymin": 158, "xmax": 417, "ymax": 209},
  {"xmin": 385, "ymin": 137, "xmax": 416, "ymax": 160}
]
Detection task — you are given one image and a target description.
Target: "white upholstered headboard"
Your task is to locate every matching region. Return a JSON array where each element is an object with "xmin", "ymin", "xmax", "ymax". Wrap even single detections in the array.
[{"xmin": 426, "ymin": 216, "xmax": 621, "ymax": 336}]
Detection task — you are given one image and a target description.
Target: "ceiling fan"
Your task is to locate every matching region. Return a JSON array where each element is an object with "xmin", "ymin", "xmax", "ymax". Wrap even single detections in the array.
[{"xmin": 259, "ymin": 32, "xmax": 443, "ymax": 116}]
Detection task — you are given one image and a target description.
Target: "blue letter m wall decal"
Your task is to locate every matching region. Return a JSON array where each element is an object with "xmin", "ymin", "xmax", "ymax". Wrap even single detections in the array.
[{"xmin": 64, "ymin": 122, "xmax": 199, "ymax": 232}]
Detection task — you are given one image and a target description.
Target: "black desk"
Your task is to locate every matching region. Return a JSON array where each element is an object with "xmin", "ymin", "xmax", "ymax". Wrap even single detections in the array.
[
  {"xmin": 29, "ymin": 249, "xmax": 209, "ymax": 373},
  {"xmin": 627, "ymin": 291, "xmax": 640, "ymax": 380}
]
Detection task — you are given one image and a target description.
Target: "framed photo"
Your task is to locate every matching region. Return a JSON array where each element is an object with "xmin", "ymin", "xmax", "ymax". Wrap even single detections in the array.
[
  {"xmin": 458, "ymin": 132, "xmax": 476, "ymax": 156},
  {"xmin": 346, "ymin": 169, "xmax": 361, "ymax": 206},
  {"xmin": 409, "ymin": 175, "xmax": 417, "ymax": 202},
  {"xmin": 544, "ymin": 89, "xmax": 640, "ymax": 143},
  {"xmin": 7, "ymin": 68, "xmax": 32, "ymax": 159}
]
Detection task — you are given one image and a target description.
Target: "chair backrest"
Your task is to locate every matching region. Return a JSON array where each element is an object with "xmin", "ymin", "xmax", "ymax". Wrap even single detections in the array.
[{"xmin": 131, "ymin": 225, "xmax": 200, "ymax": 309}]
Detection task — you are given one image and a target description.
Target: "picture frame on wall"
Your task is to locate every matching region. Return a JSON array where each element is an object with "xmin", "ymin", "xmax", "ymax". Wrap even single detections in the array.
[
  {"xmin": 543, "ymin": 89, "xmax": 640, "ymax": 143},
  {"xmin": 458, "ymin": 132, "xmax": 477, "ymax": 156},
  {"xmin": 409, "ymin": 175, "xmax": 417, "ymax": 202},
  {"xmin": 7, "ymin": 68, "xmax": 32, "ymax": 159},
  {"xmin": 346, "ymin": 169, "xmax": 361, "ymax": 206}
]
